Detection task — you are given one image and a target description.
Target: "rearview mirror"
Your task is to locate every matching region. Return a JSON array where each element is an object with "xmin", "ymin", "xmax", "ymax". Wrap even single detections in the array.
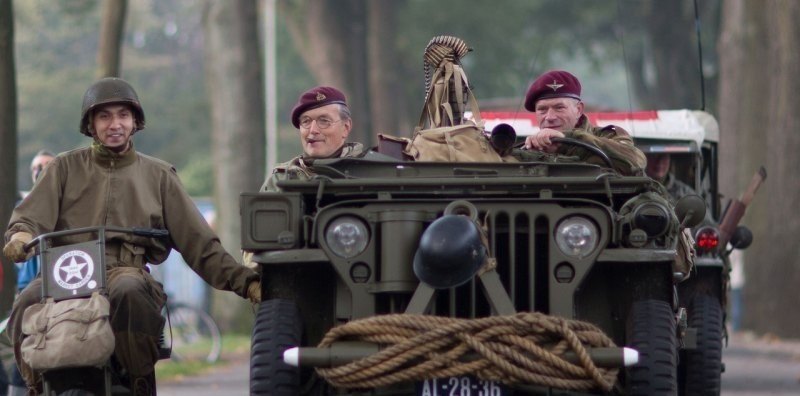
[
  {"xmin": 674, "ymin": 194, "xmax": 706, "ymax": 229},
  {"xmin": 730, "ymin": 226, "xmax": 753, "ymax": 250}
]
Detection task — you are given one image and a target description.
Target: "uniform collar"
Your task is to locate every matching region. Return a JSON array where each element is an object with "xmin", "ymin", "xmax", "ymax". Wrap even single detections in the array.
[
  {"xmin": 299, "ymin": 142, "xmax": 364, "ymax": 163},
  {"xmin": 662, "ymin": 172, "xmax": 676, "ymax": 189},
  {"xmin": 573, "ymin": 114, "xmax": 592, "ymax": 133},
  {"xmin": 91, "ymin": 141, "xmax": 138, "ymax": 168}
]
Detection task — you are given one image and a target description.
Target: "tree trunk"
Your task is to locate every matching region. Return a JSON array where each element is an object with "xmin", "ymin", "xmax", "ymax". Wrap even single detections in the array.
[
  {"xmin": 203, "ymin": 0, "xmax": 265, "ymax": 326},
  {"xmin": 717, "ymin": 0, "xmax": 800, "ymax": 337},
  {"xmin": 282, "ymin": 0, "xmax": 373, "ymax": 145},
  {"xmin": 96, "ymin": 0, "xmax": 128, "ymax": 78},
  {"xmin": 0, "ymin": 0, "xmax": 18, "ymax": 314},
  {"xmin": 202, "ymin": 0, "xmax": 265, "ymax": 257},
  {"xmin": 630, "ymin": 1, "xmax": 719, "ymax": 110},
  {"xmin": 367, "ymin": 0, "xmax": 407, "ymax": 137}
]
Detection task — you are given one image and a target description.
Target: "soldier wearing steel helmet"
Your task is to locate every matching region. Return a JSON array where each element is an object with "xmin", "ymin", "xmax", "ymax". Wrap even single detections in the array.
[
  {"xmin": 3, "ymin": 77, "xmax": 260, "ymax": 396},
  {"xmin": 522, "ymin": 70, "xmax": 646, "ymax": 176}
]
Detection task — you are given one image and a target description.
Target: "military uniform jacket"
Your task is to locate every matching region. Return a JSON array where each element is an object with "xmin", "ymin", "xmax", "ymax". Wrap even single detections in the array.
[
  {"xmin": 560, "ymin": 115, "xmax": 647, "ymax": 176},
  {"xmin": 261, "ymin": 142, "xmax": 365, "ymax": 192},
  {"xmin": 662, "ymin": 173, "xmax": 714, "ymax": 223},
  {"xmin": 5, "ymin": 142, "xmax": 258, "ymax": 298},
  {"xmin": 663, "ymin": 173, "xmax": 697, "ymax": 204}
]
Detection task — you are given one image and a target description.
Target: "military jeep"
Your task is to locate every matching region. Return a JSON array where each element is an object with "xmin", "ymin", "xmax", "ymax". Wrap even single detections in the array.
[
  {"xmin": 242, "ymin": 143, "xmax": 709, "ymax": 395},
  {"xmin": 242, "ymin": 34, "xmax": 710, "ymax": 396}
]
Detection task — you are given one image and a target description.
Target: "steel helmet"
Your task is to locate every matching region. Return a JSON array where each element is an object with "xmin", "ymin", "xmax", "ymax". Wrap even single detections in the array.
[
  {"xmin": 413, "ymin": 215, "xmax": 486, "ymax": 289},
  {"xmin": 79, "ymin": 77, "xmax": 145, "ymax": 136}
]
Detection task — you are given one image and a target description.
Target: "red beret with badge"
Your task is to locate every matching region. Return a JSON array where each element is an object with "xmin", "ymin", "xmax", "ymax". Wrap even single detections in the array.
[
  {"xmin": 291, "ymin": 86, "xmax": 348, "ymax": 128},
  {"xmin": 524, "ymin": 70, "xmax": 582, "ymax": 112}
]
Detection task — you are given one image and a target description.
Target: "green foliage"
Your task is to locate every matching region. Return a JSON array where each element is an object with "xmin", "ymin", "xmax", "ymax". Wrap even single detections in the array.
[
  {"xmin": 12, "ymin": 0, "xmax": 719, "ymax": 191},
  {"xmin": 397, "ymin": 0, "xmax": 626, "ymax": 102},
  {"xmin": 177, "ymin": 154, "xmax": 213, "ymax": 196}
]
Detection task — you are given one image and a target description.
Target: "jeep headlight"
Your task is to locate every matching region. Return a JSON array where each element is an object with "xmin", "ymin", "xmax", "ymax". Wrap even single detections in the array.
[
  {"xmin": 325, "ymin": 216, "xmax": 370, "ymax": 258},
  {"xmin": 632, "ymin": 202, "xmax": 670, "ymax": 237},
  {"xmin": 555, "ymin": 217, "xmax": 599, "ymax": 259}
]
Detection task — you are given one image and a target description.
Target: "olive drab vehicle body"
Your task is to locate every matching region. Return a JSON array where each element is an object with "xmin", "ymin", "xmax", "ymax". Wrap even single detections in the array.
[{"xmin": 243, "ymin": 146, "xmax": 705, "ymax": 395}]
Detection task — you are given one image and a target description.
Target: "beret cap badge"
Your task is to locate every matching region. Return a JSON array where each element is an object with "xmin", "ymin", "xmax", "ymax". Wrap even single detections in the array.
[
  {"xmin": 291, "ymin": 86, "xmax": 348, "ymax": 128},
  {"xmin": 546, "ymin": 80, "xmax": 564, "ymax": 92},
  {"xmin": 524, "ymin": 70, "xmax": 582, "ymax": 112}
]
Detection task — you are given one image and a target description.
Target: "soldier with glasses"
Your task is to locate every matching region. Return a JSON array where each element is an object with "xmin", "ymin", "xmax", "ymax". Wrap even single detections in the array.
[{"xmin": 261, "ymin": 86, "xmax": 364, "ymax": 192}]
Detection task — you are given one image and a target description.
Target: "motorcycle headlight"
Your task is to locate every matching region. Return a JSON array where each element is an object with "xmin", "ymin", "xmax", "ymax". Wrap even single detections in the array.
[
  {"xmin": 325, "ymin": 216, "xmax": 370, "ymax": 258},
  {"xmin": 555, "ymin": 217, "xmax": 599, "ymax": 259}
]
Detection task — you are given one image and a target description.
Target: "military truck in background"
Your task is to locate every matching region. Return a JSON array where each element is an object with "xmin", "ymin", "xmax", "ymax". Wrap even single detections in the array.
[{"xmin": 242, "ymin": 37, "xmax": 708, "ymax": 396}]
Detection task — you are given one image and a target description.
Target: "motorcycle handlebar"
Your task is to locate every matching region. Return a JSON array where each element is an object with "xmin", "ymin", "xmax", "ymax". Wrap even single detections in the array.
[{"xmin": 24, "ymin": 226, "xmax": 169, "ymax": 252}]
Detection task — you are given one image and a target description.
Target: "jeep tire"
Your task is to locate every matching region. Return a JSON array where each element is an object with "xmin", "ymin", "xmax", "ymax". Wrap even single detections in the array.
[
  {"xmin": 250, "ymin": 299, "xmax": 302, "ymax": 395},
  {"xmin": 627, "ymin": 299, "xmax": 678, "ymax": 396},
  {"xmin": 683, "ymin": 294, "xmax": 723, "ymax": 395}
]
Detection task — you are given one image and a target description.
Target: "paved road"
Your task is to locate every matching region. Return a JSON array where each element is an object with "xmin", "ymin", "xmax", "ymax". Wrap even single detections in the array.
[
  {"xmin": 721, "ymin": 332, "xmax": 800, "ymax": 395},
  {"xmin": 155, "ymin": 331, "xmax": 800, "ymax": 395},
  {"xmin": 156, "ymin": 355, "xmax": 249, "ymax": 396}
]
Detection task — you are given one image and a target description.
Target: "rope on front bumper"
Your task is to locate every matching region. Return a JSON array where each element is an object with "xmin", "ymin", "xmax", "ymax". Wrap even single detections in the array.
[{"xmin": 315, "ymin": 312, "xmax": 619, "ymax": 392}]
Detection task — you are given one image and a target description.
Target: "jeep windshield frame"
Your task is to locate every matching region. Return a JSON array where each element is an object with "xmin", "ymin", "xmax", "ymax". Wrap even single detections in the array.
[{"xmin": 275, "ymin": 157, "xmax": 658, "ymax": 199}]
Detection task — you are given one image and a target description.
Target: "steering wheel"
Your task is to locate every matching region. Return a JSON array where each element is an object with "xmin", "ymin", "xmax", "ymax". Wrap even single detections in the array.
[{"xmin": 551, "ymin": 137, "xmax": 614, "ymax": 169}]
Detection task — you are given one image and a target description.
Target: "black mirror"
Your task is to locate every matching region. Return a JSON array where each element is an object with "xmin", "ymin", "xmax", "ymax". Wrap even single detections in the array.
[
  {"xmin": 730, "ymin": 226, "xmax": 753, "ymax": 250},
  {"xmin": 674, "ymin": 194, "xmax": 706, "ymax": 229}
]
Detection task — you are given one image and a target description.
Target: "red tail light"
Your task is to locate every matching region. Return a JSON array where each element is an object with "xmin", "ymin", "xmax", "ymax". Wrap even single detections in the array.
[{"xmin": 695, "ymin": 227, "xmax": 719, "ymax": 253}]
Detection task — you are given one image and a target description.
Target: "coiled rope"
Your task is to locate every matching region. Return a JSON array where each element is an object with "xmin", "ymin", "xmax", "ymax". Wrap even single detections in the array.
[{"xmin": 315, "ymin": 313, "xmax": 619, "ymax": 392}]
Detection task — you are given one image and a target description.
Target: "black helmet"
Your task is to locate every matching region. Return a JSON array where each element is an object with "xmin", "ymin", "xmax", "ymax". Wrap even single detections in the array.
[
  {"xmin": 79, "ymin": 77, "xmax": 145, "ymax": 136},
  {"xmin": 413, "ymin": 215, "xmax": 486, "ymax": 289}
]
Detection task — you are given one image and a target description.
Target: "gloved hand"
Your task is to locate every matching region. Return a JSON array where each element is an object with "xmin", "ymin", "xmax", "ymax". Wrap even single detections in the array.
[
  {"xmin": 247, "ymin": 280, "xmax": 262, "ymax": 304},
  {"xmin": 241, "ymin": 251, "xmax": 258, "ymax": 270},
  {"xmin": 3, "ymin": 232, "xmax": 34, "ymax": 263}
]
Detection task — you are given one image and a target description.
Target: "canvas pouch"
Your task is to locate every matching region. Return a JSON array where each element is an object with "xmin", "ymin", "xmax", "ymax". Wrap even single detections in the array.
[
  {"xmin": 21, "ymin": 292, "xmax": 115, "ymax": 370},
  {"xmin": 402, "ymin": 58, "xmax": 514, "ymax": 163}
]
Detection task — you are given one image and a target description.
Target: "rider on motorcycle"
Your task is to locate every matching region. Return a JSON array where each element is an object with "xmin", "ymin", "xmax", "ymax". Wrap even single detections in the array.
[{"xmin": 3, "ymin": 77, "xmax": 262, "ymax": 396}]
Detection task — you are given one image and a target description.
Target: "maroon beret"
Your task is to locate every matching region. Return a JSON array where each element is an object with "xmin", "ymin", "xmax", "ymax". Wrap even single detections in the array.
[
  {"xmin": 524, "ymin": 70, "xmax": 582, "ymax": 111},
  {"xmin": 290, "ymin": 86, "xmax": 348, "ymax": 128}
]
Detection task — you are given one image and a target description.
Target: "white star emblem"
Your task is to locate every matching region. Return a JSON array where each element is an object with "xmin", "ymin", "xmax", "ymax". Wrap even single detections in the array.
[
  {"xmin": 60, "ymin": 257, "xmax": 87, "ymax": 282},
  {"xmin": 546, "ymin": 80, "xmax": 564, "ymax": 92}
]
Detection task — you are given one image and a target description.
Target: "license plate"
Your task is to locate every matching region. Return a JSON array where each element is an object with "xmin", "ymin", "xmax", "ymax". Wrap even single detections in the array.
[{"xmin": 416, "ymin": 376, "xmax": 507, "ymax": 396}]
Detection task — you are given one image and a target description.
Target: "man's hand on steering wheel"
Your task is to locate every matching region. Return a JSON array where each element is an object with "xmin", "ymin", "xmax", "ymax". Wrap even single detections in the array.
[
  {"xmin": 523, "ymin": 131, "xmax": 614, "ymax": 169},
  {"xmin": 523, "ymin": 129, "xmax": 564, "ymax": 153}
]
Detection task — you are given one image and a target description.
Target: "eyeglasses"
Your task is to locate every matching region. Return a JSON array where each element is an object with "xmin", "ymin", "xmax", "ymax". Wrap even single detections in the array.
[{"xmin": 299, "ymin": 116, "xmax": 342, "ymax": 130}]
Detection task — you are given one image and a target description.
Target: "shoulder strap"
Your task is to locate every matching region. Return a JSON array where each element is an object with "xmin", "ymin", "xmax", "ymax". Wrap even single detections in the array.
[{"xmin": 417, "ymin": 63, "xmax": 482, "ymax": 130}]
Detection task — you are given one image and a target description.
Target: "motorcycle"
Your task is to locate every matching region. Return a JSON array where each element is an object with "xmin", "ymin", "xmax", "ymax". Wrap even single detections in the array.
[{"xmin": 23, "ymin": 226, "xmax": 171, "ymax": 396}]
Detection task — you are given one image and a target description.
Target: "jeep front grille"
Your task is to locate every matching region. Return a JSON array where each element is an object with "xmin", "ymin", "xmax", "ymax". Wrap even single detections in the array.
[{"xmin": 431, "ymin": 209, "xmax": 552, "ymax": 318}]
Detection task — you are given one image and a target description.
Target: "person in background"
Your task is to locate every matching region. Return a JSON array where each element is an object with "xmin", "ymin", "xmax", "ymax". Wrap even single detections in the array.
[
  {"xmin": 644, "ymin": 152, "xmax": 698, "ymax": 202},
  {"xmin": 15, "ymin": 150, "xmax": 56, "ymax": 291},
  {"xmin": 5, "ymin": 150, "xmax": 56, "ymax": 396},
  {"xmin": 522, "ymin": 70, "xmax": 646, "ymax": 176},
  {"xmin": 3, "ymin": 77, "xmax": 260, "ymax": 396}
]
